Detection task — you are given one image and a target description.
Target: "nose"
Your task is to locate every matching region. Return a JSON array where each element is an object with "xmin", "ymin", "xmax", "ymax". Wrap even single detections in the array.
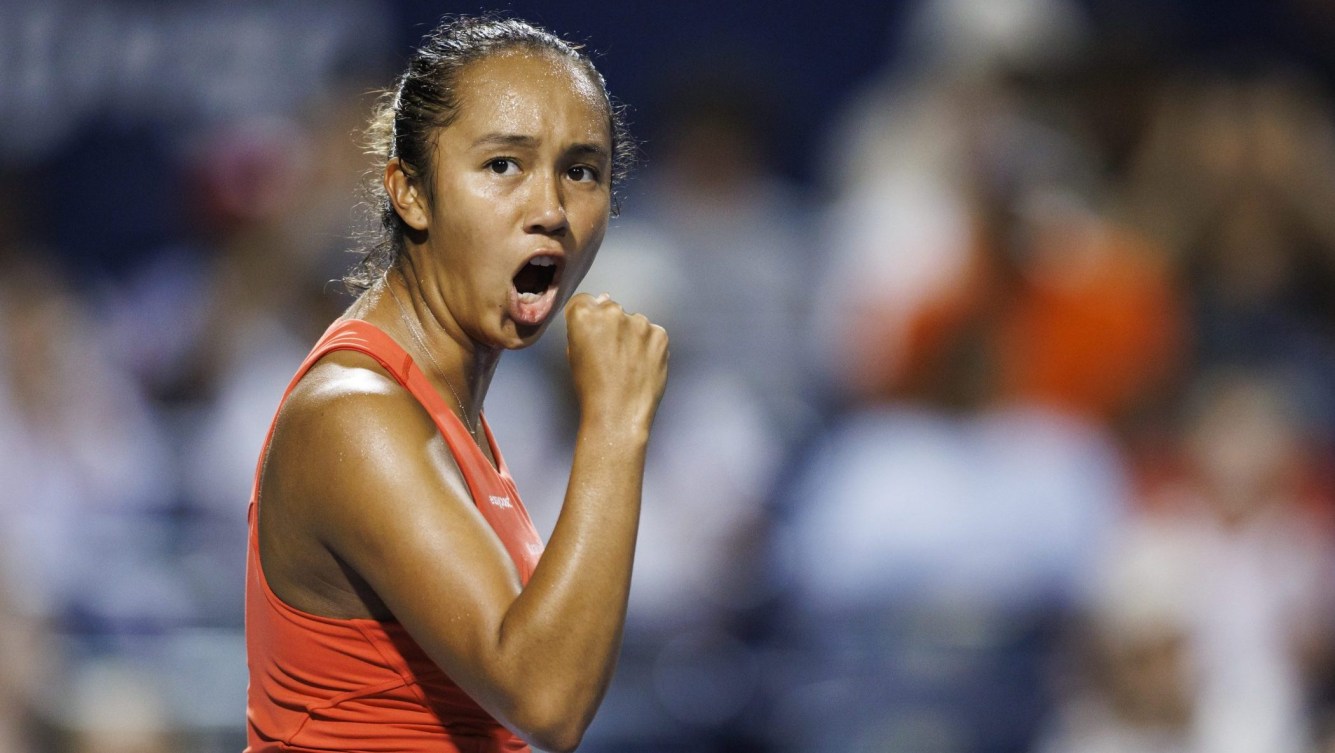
[{"xmin": 524, "ymin": 173, "xmax": 568, "ymax": 236}]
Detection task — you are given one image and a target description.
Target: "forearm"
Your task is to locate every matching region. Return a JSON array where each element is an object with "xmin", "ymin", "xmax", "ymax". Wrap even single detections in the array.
[
  {"xmin": 495, "ymin": 418, "xmax": 648, "ymax": 730},
  {"xmin": 474, "ymin": 292, "xmax": 665, "ymax": 750}
]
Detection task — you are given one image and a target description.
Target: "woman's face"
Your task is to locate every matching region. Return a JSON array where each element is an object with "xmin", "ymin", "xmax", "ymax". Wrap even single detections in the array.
[{"xmin": 409, "ymin": 51, "xmax": 613, "ymax": 349}]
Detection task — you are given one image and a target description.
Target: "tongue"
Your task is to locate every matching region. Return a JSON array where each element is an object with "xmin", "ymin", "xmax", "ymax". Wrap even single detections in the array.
[{"xmin": 509, "ymin": 285, "xmax": 557, "ymax": 327}]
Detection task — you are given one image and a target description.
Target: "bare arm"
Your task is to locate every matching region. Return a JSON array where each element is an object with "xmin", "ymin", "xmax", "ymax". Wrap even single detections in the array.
[
  {"xmin": 494, "ymin": 293, "xmax": 666, "ymax": 745},
  {"xmin": 270, "ymin": 293, "xmax": 666, "ymax": 752}
]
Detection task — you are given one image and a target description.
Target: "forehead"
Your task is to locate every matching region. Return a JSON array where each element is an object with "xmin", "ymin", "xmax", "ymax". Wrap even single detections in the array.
[{"xmin": 449, "ymin": 51, "xmax": 610, "ymax": 145}]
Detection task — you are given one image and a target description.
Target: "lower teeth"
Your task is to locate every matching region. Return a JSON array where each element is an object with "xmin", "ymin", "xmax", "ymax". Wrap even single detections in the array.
[{"xmin": 518, "ymin": 292, "xmax": 540, "ymax": 303}]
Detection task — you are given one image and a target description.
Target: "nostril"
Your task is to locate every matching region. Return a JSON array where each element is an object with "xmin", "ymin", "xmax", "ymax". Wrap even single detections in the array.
[{"xmin": 527, "ymin": 210, "xmax": 569, "ymax": 234}]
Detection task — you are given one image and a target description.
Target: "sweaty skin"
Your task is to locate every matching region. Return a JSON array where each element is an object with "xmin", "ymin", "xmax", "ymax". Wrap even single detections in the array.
[{"xmin": 256, "ymin": 51, "xmax": 668, "ymax": 753}]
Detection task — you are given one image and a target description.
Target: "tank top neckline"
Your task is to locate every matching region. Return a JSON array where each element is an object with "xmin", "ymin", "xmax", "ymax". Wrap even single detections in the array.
[{"xmin": 326, "ymin": 317, "xmax": 511, "ymax": 479}]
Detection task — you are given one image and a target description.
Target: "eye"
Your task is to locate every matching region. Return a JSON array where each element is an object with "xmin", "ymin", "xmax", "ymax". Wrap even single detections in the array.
[
  {"xmin": 486, "ymin": 158, "xmax": 519, "ymax": 175},
  {"xmin": 567, "ymin": 165, "xmax": 599, "ymax": 183}
]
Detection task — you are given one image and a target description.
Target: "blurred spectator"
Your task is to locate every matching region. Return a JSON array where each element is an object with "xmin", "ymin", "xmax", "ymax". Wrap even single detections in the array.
[
  {"xmin": 0, "ymin": 573, "xmax": 48, "ymax": 753},
  {"xmin": 816, "ymin": 0, "xmax": 1186, "ymax": 425},
  {"xmin": 1038, "ymin": 370, "xmax": 1335, "ymax": 753},
  {"xmin": 989, "ymin": 196, "xmax": 1182, "ymax": 426},
  {"xmin": 770, "ymin": 2, "xmax": 1157, "ymax": 751},
  {"xmin": 774, "ymin": 401, "xmax": 1127, "ymax": 753},
  {"xmin": 1122, "ymin": 72, "xmax": 1335, "ymax": 430},
  {"xmin": 63, "ymin": 659, "xmax": 171, "ymax": 753},
  {"xmin": 1033, "ymin": 522, "xmax": 1199, "ymax": 753},
  {"xmin": 0, "ymin": 252, "xmax": 182, "ymax": 748},
  {"xmin": 0, "ymin": 254, "xmax": 180, "ymax": 632},
  {"xmin": 816, "ymin": 0, "xmax": 1095, "ymax": 397}
]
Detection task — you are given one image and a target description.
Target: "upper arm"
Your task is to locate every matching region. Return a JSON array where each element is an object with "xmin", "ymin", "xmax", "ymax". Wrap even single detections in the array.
[{"xmin": 269, "ymin": 362, "xmax": 526, "ymax": 717}]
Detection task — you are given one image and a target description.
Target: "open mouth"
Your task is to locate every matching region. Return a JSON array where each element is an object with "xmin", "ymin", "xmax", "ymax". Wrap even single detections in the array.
[
  {"xmin": 508, "ymin": 254, "xmax": 563, "ymax": 329},
  {"xmin": 513, "ymin": 255, "xmax": 559, "ymax": 301}
]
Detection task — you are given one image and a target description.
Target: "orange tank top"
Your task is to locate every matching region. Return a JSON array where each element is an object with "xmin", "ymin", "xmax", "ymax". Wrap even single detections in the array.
[{"xmin": 245, "ymin": 319, "xmax": 544, "ymax": 753}]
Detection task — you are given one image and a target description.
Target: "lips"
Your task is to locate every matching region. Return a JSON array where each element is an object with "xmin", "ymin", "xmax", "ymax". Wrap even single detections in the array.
[{"xmin": 508, "ymin": 253, "xmax": 563, "ymax": 327}]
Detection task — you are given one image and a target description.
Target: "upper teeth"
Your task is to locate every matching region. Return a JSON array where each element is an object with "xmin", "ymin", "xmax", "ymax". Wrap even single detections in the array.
[{"xmin": 530, "ymin": 256, "xmax": 556, "ymax": 267}]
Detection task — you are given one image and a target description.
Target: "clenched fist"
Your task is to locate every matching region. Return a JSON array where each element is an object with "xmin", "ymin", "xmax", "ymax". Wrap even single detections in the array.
[{"xmin": 564, "ymin": 293, "xmax": 669, "ymax": 435}]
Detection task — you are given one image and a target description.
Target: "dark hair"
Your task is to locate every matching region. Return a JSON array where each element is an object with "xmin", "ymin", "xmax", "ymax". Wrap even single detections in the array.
[{"xmin": 346, "ymin": 15, "xmax": 635, "ymax": 293}]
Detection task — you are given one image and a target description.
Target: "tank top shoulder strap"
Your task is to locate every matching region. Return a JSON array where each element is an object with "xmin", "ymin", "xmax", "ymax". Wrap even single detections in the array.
[{"xmin": 252, "ymin": 319, "xmax": 504, "ymax": 506}]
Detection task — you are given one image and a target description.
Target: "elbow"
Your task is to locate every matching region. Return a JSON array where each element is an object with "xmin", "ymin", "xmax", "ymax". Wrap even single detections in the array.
[
  {"xmin": 519, "ymin": 715, "xmax": 587, "ymax": 753},
  {"xmin": 510, "ymin": 690, "xmax": 594, "ymax": 753},
  {"xmin": 528, "ymin": 725, "xmax": 585, "ymax": 753}
]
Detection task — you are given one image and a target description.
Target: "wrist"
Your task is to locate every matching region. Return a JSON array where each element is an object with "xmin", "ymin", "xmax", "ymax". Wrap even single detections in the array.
[{"xmin": 576, "ymin": 410, "xmax": 652, "ymax": 448}]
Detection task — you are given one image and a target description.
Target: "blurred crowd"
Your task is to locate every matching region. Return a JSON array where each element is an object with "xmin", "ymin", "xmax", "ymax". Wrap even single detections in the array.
[{"xmin": 3, "ymin": 0, "xmax": 1335, "ymax": 751}]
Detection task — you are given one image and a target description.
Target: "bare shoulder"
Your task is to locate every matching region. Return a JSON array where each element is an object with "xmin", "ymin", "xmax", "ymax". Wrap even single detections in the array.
[
  {"xmin": 258, "ymin": 349, "xmax": 457, "ymax": 617},
  {"xmin": 264, "ymin": 347, "xmax": 461, "ymax": 519},
  {"xmin": 280, "ymin": 350, "xmax": 430, "ymax": 440}
]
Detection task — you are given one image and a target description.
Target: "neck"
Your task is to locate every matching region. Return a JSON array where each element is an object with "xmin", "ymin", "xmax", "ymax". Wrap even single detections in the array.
[{"xmin": 365, "ymin": 261, "xmax": 500, "ymax": 432}]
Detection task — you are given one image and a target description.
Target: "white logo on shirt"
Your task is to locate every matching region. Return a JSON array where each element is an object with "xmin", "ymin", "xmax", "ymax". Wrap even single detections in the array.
[
  {"xmin": 489, "ymin": 495, "xmax": 513, "ymax": 509},
  {"xmin": 526, "ymin": 541, "xmax": 544, "ymax": 556}
]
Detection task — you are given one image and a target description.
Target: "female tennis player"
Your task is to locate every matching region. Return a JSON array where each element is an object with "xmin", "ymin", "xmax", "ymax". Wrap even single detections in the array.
[{"xmin": 243, "ymin": 16, "xmax": 666, "ymax": 753}]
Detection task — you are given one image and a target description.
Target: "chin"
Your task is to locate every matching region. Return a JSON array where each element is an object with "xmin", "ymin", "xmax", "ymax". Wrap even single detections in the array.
[{"xmin": 500, "ymin": 320, "xmax": 551, "ymax": 350}]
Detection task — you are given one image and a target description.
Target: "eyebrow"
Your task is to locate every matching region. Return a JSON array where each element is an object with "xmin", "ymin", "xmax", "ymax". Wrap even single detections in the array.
[
  {"xmin": 473, "ymin": 133, "xmax": 610, "ymax": 161},
  {"xmin": 568, "ymin": 142, "xmax": 611, "ymax": 162},
  {"xmin": 474, "ymin": 133, "xmax": 538, "ymax": 149}
]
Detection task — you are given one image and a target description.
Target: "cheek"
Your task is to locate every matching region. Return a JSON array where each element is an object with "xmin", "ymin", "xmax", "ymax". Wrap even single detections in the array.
[
  {"xmin": 580, "ymin": 214, "xmax": 608, "ymax": 243},
  {"xmin": 573, "ymin": 195, "xmax": 611, "ymax": 239},
  {"xmin": 567, "ymin": 225, "xmax": 606, "ymax": 286},
  {"xmin": 436, "ymin": 190, "xmax": 508, "ymax": 250}
]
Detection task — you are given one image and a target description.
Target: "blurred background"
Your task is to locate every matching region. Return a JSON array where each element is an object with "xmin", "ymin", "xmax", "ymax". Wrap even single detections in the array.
[{"xmin": 3, "ymin": 0, "xmax": 1335, "ymax": 751}]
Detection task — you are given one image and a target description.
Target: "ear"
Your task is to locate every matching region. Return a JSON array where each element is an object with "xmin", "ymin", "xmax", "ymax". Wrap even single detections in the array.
[{"xmin": 384, "ymin": 157, "xmax": 429, "ymax": 231}]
